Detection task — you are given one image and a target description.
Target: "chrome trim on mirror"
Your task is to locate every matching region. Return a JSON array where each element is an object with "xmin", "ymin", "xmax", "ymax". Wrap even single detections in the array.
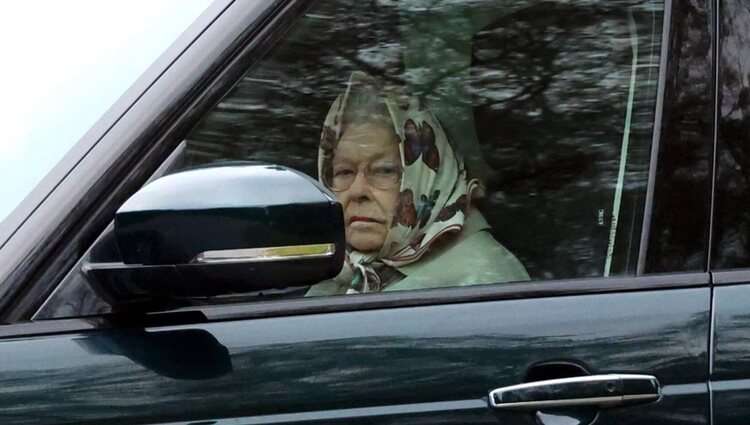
[{"xmin": 191, "ymin": 243, "xmax": 336, "ymax": 264}]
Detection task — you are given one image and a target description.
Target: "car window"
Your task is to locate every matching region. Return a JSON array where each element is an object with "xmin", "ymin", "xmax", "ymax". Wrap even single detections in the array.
[
  {"xmin": 712, "ymin": 1, "xmax": 750, "ymax": 270},
  {"xmin": 0, "ymin": 0, "xmax": 212, "ymax": 226},
  {"xmin": 37, "ymin": 0, "xmax": 666, "ymax": 318},
  {"xmin": 188, "ymin": 0, "xmax": 664, "ymax": 278}
]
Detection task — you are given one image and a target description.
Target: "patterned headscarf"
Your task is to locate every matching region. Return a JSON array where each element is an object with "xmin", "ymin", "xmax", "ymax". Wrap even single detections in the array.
[{"xmin": 318, "ymin": 71, "xmax": 479, "ymax": 292}]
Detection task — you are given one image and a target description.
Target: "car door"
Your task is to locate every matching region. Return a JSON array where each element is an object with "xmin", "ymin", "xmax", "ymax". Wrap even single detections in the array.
[
  {"xmin": 708, "ymin": 0, "xmax": 750, "ymax": 423},
  {"xmin": 0, "ymin": 0, "xmax": 715, "ymax": 424},
  {"xmin": 0, "ymin": 283, "xmax": 709, "ymax": 424}
]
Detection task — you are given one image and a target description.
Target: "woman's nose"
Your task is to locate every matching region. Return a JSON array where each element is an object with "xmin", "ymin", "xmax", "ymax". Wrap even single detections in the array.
[{"xmin": 347, "ymin": 169, "xmax": 372, "ymax": 197}]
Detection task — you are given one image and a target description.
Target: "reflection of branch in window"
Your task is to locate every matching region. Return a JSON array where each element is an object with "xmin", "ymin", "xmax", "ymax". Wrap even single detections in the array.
[
  {"xmin": 345, "ymin": 51, "xmax": 405, "ymax": 85},
  {"xmin": 742, "ymin": 2, "xmax": 750, "ymax": 20},
  {"xmin": 480, "ymin": 69, "xmax": 555, "ymax": 107},
  {"xmin": 470, "ymin": 5, "xmax": 603, "ymax": 112},
  {"xmin": 721, "ymin": 109, "xmax": 750, "ymax": 200}
]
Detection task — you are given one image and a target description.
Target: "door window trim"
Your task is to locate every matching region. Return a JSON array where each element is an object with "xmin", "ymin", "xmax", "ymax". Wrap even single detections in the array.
[
  {"xmin": 637, "ymin": 0, "xmax": 673, "ymax": 273},
  {"xmin": 7, "ymin": 0, "xmax": 715, "ymax": 326},
  {"xmin": 15, "ymin": 272, "xmax": 709, "ymax": 339},
  {"xmin": 0, "ymin": 0, "xmax": 306, "ymax": 323}
]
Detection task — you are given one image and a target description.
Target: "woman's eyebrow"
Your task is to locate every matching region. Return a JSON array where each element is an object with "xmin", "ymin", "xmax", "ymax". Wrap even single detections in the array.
[
  {"xmin": 334, "ymin": 151, "xmax": 397, "ymax": 164},
  {"xmin": 369, "ymin": 152, "xmax": 391, "ymax": 161}
]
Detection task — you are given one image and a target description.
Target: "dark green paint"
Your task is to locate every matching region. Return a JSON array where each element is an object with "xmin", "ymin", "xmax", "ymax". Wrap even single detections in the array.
[
  {"xmin": 0, "ymin": 287, "xmax": 709, "ymax": 424},
  {"xmin": 710, "ymin": 284, "xmax": 750, "ymax": 425}
]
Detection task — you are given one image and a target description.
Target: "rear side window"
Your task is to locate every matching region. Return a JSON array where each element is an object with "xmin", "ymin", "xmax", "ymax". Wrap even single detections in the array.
[
  {"xmin": 39, "ymin": 0, "xmax": 666, "ymax": 318},
  {"xmin": 713, "ymin": 1, "xmax": 750, "ymax": 270}
]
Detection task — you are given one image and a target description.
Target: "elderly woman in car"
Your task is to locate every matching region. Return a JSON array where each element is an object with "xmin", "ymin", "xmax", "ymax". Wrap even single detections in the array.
[{"xmin": 307, "ymin": 72, "xmax": 528, "ymax": 295}]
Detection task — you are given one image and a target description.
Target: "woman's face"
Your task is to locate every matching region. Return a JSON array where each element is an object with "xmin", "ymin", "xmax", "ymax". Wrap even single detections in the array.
[{"xmin": 332, "ymin": 122, "xmax": 401, "ymax": 252}]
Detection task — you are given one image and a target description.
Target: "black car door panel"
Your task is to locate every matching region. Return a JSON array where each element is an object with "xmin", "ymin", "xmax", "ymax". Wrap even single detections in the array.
[
  {"xmin": 711, "ymin": 274, "xmax": 750, "ymax": 425},
  {"xmin": 0, "ymin": 284, "xmax": 708, "ymax": 424}
]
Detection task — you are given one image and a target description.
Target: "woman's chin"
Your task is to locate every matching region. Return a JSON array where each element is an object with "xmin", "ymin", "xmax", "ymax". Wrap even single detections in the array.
[
  {"xmin": 347, "ymin": 236, "xmax": 385, "ymax": 253},
  {"xmin": 346, "ymin": 224, "xmax": 387, "ymax": 253}
]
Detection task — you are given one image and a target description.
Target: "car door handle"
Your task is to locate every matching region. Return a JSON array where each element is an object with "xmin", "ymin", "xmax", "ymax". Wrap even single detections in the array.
[{"xmin": 489, "ymin": 374, "xmax": 660, "ymax": 410}]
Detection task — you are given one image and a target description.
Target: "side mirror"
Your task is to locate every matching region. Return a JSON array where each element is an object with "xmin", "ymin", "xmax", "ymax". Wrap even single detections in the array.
[{"xmin": 85, "ymin": 163, "xmax": 344, "ymax": 310}]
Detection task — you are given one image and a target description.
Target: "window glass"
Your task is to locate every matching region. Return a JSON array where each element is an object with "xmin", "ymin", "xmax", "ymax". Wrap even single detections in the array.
[
  {"xmin": 38, "ymin": 0, "xmax": 665, "ymax": 318},
  {"xmin": 185, "ymin": 0, "xmax": 664, "ymax": 281},
  {"xmin": 713, "ymin": 2, "xmax": 750, "ymax": 270}
]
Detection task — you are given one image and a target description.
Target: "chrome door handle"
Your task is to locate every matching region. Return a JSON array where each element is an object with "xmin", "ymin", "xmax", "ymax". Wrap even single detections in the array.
[{"xmin": 489, "ymin": 374, "xmax": 660, "ymax": 410}]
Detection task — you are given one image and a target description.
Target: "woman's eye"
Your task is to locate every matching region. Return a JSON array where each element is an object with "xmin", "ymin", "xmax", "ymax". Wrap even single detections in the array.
[
  {"xmin": 334, "ymin": 168, "xmax": 355, "ymax": 177},
  {"xmin": 372, "ymin": 165, "xmax": 398, "ymax": 176}
]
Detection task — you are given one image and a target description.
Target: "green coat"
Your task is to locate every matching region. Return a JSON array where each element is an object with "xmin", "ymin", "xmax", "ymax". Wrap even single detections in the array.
[{"xmin": 306, "ymin": 210, "xmax": 529, "ymax": 296}]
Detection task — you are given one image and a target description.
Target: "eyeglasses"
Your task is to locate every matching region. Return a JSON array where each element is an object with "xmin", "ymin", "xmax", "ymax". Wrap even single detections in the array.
[{"xmin": 324, "ymin": 162, "xmax": 402, "ymax": 191}]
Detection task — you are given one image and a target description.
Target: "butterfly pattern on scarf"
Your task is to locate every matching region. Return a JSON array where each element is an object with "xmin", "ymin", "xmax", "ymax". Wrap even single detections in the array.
[
  {"xmin": 394, "ymin": 188, "xmax": 417, "ymax": 228},
  {"xmin": 315, "ymin": 72, "xmax": 482, "ymax": 289},
  {"xmin": 436, "ymin": 194, "xmax": 468, "ymax": 222},
  {"xmin": 403, "ymin": 119, "xmax": 440, "ymax": 172},
  {"xmin": 417, "ymin": 190, "xmax": 440, "ymax": 229},
  {"xmin": 320, "ymin": 125, "xmax": 337, "ymax": 152}
]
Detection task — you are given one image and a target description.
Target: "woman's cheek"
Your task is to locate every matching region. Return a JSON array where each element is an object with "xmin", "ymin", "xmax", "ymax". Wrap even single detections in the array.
[{"xmin": 335, "ymin": 193, "xmax": 349, "ymax": 211}]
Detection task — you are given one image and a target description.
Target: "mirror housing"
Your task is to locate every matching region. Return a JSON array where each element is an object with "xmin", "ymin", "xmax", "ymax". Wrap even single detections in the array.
[{"xmin": 85, "ymin": 163, "xmax": 344, "ymax": 310}]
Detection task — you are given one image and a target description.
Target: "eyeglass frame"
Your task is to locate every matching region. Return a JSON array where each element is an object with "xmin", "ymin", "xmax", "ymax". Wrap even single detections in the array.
[{"xmin": 323, "ymin": 160, "xmax": 403, "ymax": 192}]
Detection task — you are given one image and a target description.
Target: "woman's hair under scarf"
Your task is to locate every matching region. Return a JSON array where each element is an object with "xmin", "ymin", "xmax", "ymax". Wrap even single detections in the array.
[{"xmin": 318, "ymin": 71, "xmax": 480, "ymax": 293}]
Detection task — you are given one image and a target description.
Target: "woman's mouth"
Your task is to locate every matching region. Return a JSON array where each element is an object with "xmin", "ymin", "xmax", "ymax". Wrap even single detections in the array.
[{"xmin": 349, "ymin": 216, "xmax": 382, "ymax": 224}]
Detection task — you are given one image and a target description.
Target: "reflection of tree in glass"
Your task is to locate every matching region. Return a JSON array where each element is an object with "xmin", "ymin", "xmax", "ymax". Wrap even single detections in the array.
[
  {"xmin": 186, "ymin": 0, "xmax": 405, "ymax": 177},
  {"xmin": 644, "ymin": 0, "xmax": 712, "ymax": 274},
  {"xmin": 184, "ymin": 0, "xmax": 664, "ymax": 281},
  {"xmin": 472, "ymin": 2, "xmax": 662, "ymax": 279},
  {"xmin": 713, "ymin": 1, "xmax": 750, "ymax": 268}
]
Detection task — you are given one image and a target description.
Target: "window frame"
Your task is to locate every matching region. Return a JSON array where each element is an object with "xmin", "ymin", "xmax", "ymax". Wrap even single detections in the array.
[
  {"xmin": 16, "ymin": 272, "xmax": 709, "ymax": 339},
  {"xmin": 0, "ymin": 0, "xmax": 300, "ymax": 323},
  {"xmin": 643, "ymin": 0, "xmax": 715, "ymax": 275},
  {"xmin": 0, "ymin": 0, "xmax": 716, "ymax": 328}
]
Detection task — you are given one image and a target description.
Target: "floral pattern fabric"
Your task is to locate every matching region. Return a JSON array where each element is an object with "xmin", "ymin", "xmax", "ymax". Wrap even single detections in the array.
[{"xmin": 318, "ymin": 71, "xmax": 480, "ymax": 292}]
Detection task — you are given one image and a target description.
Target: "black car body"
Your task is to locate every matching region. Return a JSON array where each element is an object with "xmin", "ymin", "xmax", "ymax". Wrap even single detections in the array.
[{"xmin": 1, "ymin": 0, "xmax": 749, "ymax": 424}]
